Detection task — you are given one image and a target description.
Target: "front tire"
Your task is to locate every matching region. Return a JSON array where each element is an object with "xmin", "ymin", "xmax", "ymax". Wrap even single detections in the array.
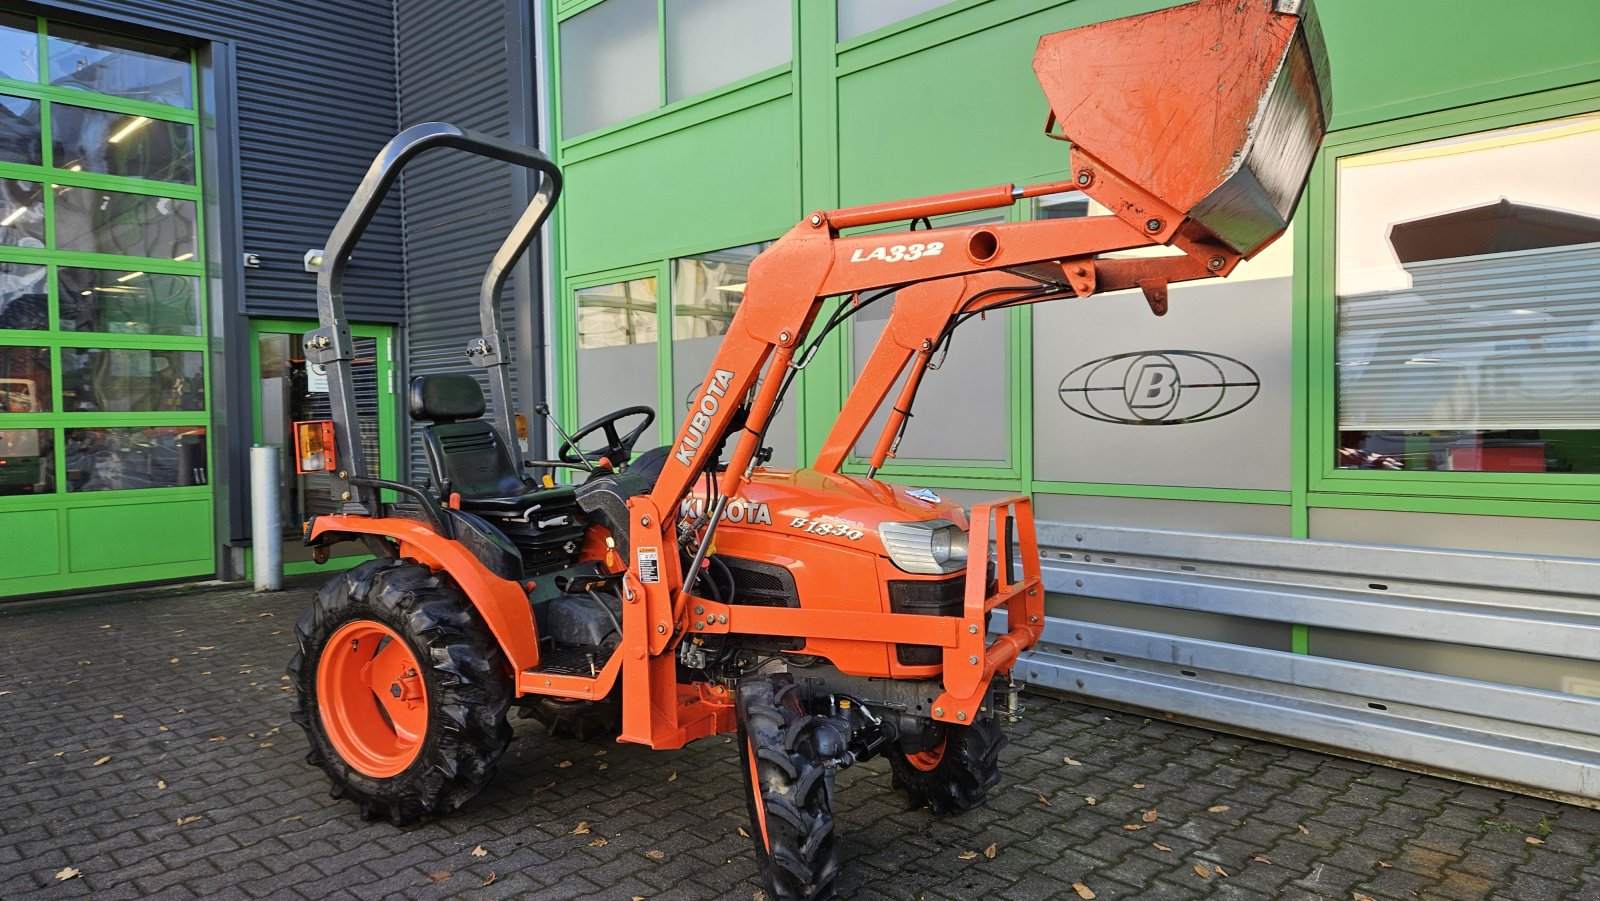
[
  {"xmin": 886, "ymin": 716, "xmax": 1005, "ymax": 815},
  {"xmin": 736, "ymin": 673, "xmax": 841, "ymax": 901},
  {"xmin": 288, "ymin": 558, "xmax": 512, "ymax": 824}
]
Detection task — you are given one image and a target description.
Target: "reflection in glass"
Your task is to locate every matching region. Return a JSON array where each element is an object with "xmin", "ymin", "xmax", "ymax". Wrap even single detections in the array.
[
  {"xmin": 665, "ymin": 0, "xmax": 790, "ymax": 102},
  {"xmin": 51, "ymin": 104, "xmax": 195, "ymax": 183},
  {"xmin": 0, "ymin": 344, "xmax": 51, "ymax": 412},
  {"xmin": 54, "ymin": 186, "xmax": 196, "ymax": 259},
  {"xmin": 48, "ymin": 24, "xmax": 191, "ymax": 108},
  {"xmin": 0, "ymin": 12, "xmax": 38, "ymax": 82},
  {"xmin": 837, "ymin": 0, "xmax": 952, "ymax": 41},
  {"xmin": 0, "ymin": 262, "xmax": 48, "ymax": 330},
  {"xmin": 58, "ymin": 267, "xmax": 201, "ymax": 335},
  {"xmin": 61, "ymin": 347, "xmax": 203, "ymax": 412},
  {"xmin": 1336, "ymin": 114, "xmax": 1600, "ymax": 474},
  {"xmin": 560, "ymin": 0, "xmax": 658, "ymax": 136},
  {"xmin": 575, "ymin": 277, "xmax": 659, "ymax": 428},
  {"xmin": 0, "ymin": 94, "xmax": 41, "ymax": 165},
  {"xmin": 0, "ymin": 179, "xmax": 45, "ymax": 248},
  {"xmin": 65, "ymin": 425, "xmax": 206, "ymax": 491},
  {"xmin": 0, "ymin": 428, "xmax": 53, "ymax": 495}
]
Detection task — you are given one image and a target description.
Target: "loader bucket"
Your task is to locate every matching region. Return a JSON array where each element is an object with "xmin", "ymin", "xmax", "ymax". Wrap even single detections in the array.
[{"xmin": 1034, "ymin": 0, "xmax": 1331, "ymax": 258}]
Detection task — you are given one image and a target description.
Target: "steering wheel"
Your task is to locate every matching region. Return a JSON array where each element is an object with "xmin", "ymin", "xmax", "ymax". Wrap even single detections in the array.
[{"xmin": 558, "ymin": 406, "xmax": 656, "ymax": 467}]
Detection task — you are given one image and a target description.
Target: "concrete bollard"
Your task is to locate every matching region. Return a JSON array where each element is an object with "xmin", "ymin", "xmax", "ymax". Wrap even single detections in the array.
[{"xmin": 251, "ymin": 444, "xmax": 283, "ymax": 591}]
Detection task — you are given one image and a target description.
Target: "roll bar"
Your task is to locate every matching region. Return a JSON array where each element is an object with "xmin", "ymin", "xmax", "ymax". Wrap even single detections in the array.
[{"xmin": 303, "ymin": 122, "xmax": 563, "ymax": 512}]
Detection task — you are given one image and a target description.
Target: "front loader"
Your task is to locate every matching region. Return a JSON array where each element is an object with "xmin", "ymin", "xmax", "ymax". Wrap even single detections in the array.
[{"xmin": 286, "ymin": 1, "xmax": 1330, "ymax": 897}]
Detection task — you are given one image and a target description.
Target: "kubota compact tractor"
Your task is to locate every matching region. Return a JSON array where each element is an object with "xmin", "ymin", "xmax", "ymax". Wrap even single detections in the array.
[{"xmin": 287, "ymin": 1, "xmax": 1329, "ymax": 896}]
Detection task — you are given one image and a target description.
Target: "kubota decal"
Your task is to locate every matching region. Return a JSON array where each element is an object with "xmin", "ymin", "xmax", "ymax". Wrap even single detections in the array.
[
  {"xmin": 674, "ymin": 369, "xmax": 735, "ymax": 466},
  {"xmin": 849, "ymin": 241, "xmax": 945, "ymax": 264},
  {"xmin": 679, "ymin": 497, "xmax": 774, "ymax": 526},
  {"xmin": 1057, "ymin": 350, "xmax": 1260, "ymax": 425}
]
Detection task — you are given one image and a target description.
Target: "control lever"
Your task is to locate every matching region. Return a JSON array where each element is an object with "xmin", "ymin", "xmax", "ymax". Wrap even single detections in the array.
[{"xmin": 534, "ymin": 402, "xmax": 596, "ymax": 474}]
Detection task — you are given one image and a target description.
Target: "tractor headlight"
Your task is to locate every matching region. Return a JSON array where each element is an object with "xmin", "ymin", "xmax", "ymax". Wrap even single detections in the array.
[{"xmin": 879, "ymin": 519, "xmax": 969, "ymax": 575}]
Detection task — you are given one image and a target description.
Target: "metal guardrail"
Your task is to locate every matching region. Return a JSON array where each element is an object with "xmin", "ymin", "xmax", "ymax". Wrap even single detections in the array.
[{"xmin": 995, "ymin": 522, "xmax": 1600, "ymax": 803}]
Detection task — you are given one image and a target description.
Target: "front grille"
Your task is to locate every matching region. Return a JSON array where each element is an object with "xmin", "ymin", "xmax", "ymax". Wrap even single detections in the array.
[
  {"xmin": 719, "ymin": 556, "xmax": 801, "ymax": 650},
  {"xmin": 889, "ymin": 576, "xmax": 965, "ymax": 665}
]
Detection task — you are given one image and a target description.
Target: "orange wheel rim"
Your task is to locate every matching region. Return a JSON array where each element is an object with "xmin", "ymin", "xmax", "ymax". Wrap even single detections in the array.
[
  {"xmin": 318, "ymin": 620, "xmax": 428, "ymax": 778},
  {"xmin": 906, "ymin": 735, "xmax": 947, "ymax": 772}
]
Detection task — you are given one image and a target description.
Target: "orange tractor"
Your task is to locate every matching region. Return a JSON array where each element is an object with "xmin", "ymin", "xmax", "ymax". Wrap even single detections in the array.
[{"xmin": 288, "ymin": 1, "xmax": 1329, "ymax": 896}]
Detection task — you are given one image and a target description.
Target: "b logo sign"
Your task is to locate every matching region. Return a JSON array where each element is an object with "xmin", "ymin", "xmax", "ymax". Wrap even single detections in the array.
[{"xmin": 1058, "ymin": 351, "xmax": 1260, "ymax": 425}]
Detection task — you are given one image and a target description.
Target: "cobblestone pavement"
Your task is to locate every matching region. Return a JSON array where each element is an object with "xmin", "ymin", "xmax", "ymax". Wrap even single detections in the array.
[{"xmin": 2, "ymin": 578, "xmax": 1598, "ymax": 901}]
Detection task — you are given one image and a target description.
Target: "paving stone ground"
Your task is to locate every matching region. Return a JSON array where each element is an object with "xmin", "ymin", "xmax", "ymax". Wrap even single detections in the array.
[{"xmin": 1, "ymin": 577, "xmax": 1597, "ymax": 901}]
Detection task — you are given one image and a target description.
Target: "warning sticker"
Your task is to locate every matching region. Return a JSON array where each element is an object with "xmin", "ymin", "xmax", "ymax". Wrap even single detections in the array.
[{"xmin": 637, "ymin": 547, "xmax": 660, "ymax": 583}]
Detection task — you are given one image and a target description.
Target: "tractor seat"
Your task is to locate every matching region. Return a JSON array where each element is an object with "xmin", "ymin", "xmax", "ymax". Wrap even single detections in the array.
[{"xmin": 408, "ymin": 374, "xmax": 572, "ymax": 518}]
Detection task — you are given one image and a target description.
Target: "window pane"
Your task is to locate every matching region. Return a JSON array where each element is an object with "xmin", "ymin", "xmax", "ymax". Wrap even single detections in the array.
[
  {"xmin": 837, "ymin": 0, "xmax": 952, "ymax": 41},
  {"xmin": 54, "ymin": 186, "xmax": 196, "ymax": 259},
  {"xmin": 0, "ymin": 262, "xmax": 47, "ymax": 330},
  {"xmin": 57, "ymin": 267, "xmax": 200, "ymax": 335},
  {"xmin": 0, "ymin": 344, "xmax": 51, "ymax": 412},
  {"xmin": 0, "ymin": 94, "xmax": 41, "ymax": 165},
  {"xmin": 665, "ymin": 0, "xmax": 791, "ymax": 102},
  {"xmin": 576, "ymin": 277, "xmax": 659, "ymax": 429},
  {"xmin": 0, "ymin": 428, "xmax": 53, "ymax": 495},
  {"xmin": 0, "ymin": 179, "xmax": 45, "ymax": 248},
  {"xmin": 1336, "ymin": 113, "xmax": 1600, "ymax": 474},
  {"xmin": 47, "ymin": 24, "xmax": 191, "ymax": 108},
  {"xmin": 0, "ymin": 12, "xmax": 39, "ymax": 82},
  {"xmin": 560, "ymin": 0, "xmax": 659, "ymax": 137},
  {"xmin": 52, "ymin": 104, "xmax": 195, "ymax": 183},
  {"xmin": 65, "ymin": 425, "xmax": 206, "ymax": 491},
  {"xmin": 60, "ymin": 347, "xmax": 203, "ymax": 412}
]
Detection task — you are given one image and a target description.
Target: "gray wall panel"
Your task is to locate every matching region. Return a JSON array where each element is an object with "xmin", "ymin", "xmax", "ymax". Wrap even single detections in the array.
[
  {"xmin": 42, "ymin": 0, "xmax": 406, "ymax": 322},
  {"xmin": 1308, "ymin": 508, "xmax": 1600, "ymax": 558},
  {"xmin": 1033, "ymin": 494, "xmax": 1293, "ymax": 536}
]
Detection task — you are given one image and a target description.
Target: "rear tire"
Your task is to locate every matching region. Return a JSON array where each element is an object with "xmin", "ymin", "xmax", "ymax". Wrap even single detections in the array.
[
  {"xmin": 288, "ymin": 558, "xmax": 513, "ymax": 825},
  {"xmin": 886, "ymin": 716, "xmax": 1005, "ymax": 815},
  {"xmin": 736, "ymin": 673, "xmax": 841, "ymax": 901}
]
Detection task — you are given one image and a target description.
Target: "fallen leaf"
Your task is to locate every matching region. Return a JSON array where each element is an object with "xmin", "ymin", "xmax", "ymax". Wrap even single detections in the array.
[
  {"xmin": 92, "ymin": 755, "xmax": 111, "ymax": 766},
  {"xmin": 1131, "ymin": 783, "xmax": 1145, "ymax": 789},
  {"xmin": 169, "ymin": 658, "xmax": 180, "ymax": 664},
  {"xmin": 1153, "ymin": 843, "xmax": 1173, "ymax": 853},
  {"xmin": 598, "ymin": 763, "xmax": 609, "ymax": 771},
  {"xmin": 158, "ymin": 725, "xmax": 169, "ymax": 732},
  {"xmin": 0, "ymin": 691, "xmax": 11, "ymax": 697},
  {"xmin": 176, "ymin": 815, "xmax": 202, "ymax": 826},
  {"xmin": 1142, "ymin": 809, "xmax": 1158, "ymax": 823},
  {"xmin": 588, "ymin": 837, "xmax": 608, "ymax": 847},
  {"xmin": 1072, "ymin": 884, "xmax": 1096, "ymax": 900},
  {"xmin": 1123, "ymin": 824, "xmax": 1144, "ymax": 831},
  {"xmin": 425, "ymin": 871, "xmax": 450, "ymax": 884},
  {"xmin": 556, "ymin": 760, "xmax": 573, "ymax": 769},
  {"xmin": 471, "ymin": 845, "xmax": 487, "ymax": 858},
  {"xmin": 55, "ymin": 867, "xmax": 82, "ymax": 881},
  {"xmin": 533, "ymin": 780, "xmax": 556, "ymax": 793},
  {"xmin": 208, "ymin": 736, "xmax": 227, "ymax": 742},
  {"xmin": 570, "ymin": 822, "xmax": 591, "ymax": 835},
  {"xmin": 113, "ymin": 714, "xmax": 125, "ymax": 720},
  {"xmin": 53, "ymin": 751, "xmax": 64, "ymax": 758},
  {"xmin": 100, "ymin": 624, "xmax": 111, "ymax": 629},
  {"xmin": 281, "ymin": 815, "xmax": 302, "ymax": 823},
  {"xmin": 1376, "ymin": 860, "xmax": 1390, "ymax": 868},
  {"xmin": 198, "ymin": 646, "xmax": 216, "ymax": 651},
  {"xmin": 753, "ymin": 892, "xmax": 766, "ymax": 901},
  {"xmin": 958, "ymin": 851, "xmax": 978, "ymax": 860},
  {"xmin": 482, "ymin": 872, "xmax": 497, "ymax": 887},
  {"xmin": 1084, "ymin": 797, "xmax": 1097, "ymax": 806},
  {"xmin": 1252, "ymin": 855, "xmax": 1271, "ymax": 865},
  {"xmin": 594, "ymin": 749, "xmax": 607, "ymax": 757},
  {"xmin": 667, "ymin": 772, "xmax": 678, "ymax": 783},
  {"xmin": 157, "ymin": 780, "xmax": 166, "ymax": 790},
  {"xmin": 258, "ymin": 612, "xmax": 274, "ymax": 618},
  {"xmin": 645, "ymin": 849, "xmax": 665, "ymax": 860},
  {"xmin": 1353, "ymin": 894, "xmax": 1375, "ymax": 901},
  {"xmin": 1193, "ymin": 864, "xmax": 1211, "ymax": 879},
  {"xmin": 983, "ymin": 843, "xmax": 997, "ymax": 860},
  {"xmin": 738, "ymin": 826, "xmax": 750, "ymax": 837},
  {"xmin": 1525, "ymin": 837, "xmax": 1545, "ymax": 845},
  {"xmin": 1037, "ymin": 794, "xmax": 1052, "ymax": 807},
  {"xmin": 1297, "ymin": 824, "xmax": 1311, "ymax": 835},
  {"xmin": 1208, "ymin": 805, "xmax": 1230, "ymax": 813},
  {"xmin": 1062, "ymin": 756, "xmax": 1082, "ymax": 766},
  {"xmin": 1215, "ymin": 866, "xmax": 1229, "ymax": 878}
]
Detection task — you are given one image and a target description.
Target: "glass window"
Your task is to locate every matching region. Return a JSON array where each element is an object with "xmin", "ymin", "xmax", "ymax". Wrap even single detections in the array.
[
  {"xmin": 51, "ymin": 104, "xmax": 195, "ymax": 183},
  {"xmin": 57, "ymin": 267, "xmax": 200, "ymax": 335},
  {"xmin": 60, "ymin": 347, "xmax": 203, "ymax": 412},
  {"xmin": 0, "ymin": 94, "xmax": 41, "ymax": 165},
  {"xmin": 47, "ymin": 24, "xmax": 191, "ymax": 109},
  {"xmin": 0, "ymin": 262, "xmax": 48, "ymax": 330},
  {"xmin": 575, "ymin": 277, "xmax": 659, "ymax": 428},
  {"xmin": 560, "ymin": 0, "xmax": 659, "ymax": 137},
  {"xmin": 837, "ymin": 0, "xmax": 952, "ymax": 41},
  {"xmin": 0, "ymin": 427, "xmax": 53, "ymax": 495},
  {"xmin": 0, "ymin": 344, "xmax": 51, "ymax": 412},
  {"xmin": 53, "ymin": 186, "xmax": 196, "ymax": 259},
  {"xmin": 0, "ymin": 179, "xmax": 45, "ymax": 248},
  {"xmin": 665, "ymin": 0, "xmax": 791, "ymax": 103},
  {"xmin": 1336, "ymin": 113, "xmax": 1600, "ymax": 474},
  {"xmin": 64, "ymin": 425, "xmax": 206, "ymax": 491},
  {"xmin": 0, "ymin": 12, "xmax": 39, "ymax": 83}
]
